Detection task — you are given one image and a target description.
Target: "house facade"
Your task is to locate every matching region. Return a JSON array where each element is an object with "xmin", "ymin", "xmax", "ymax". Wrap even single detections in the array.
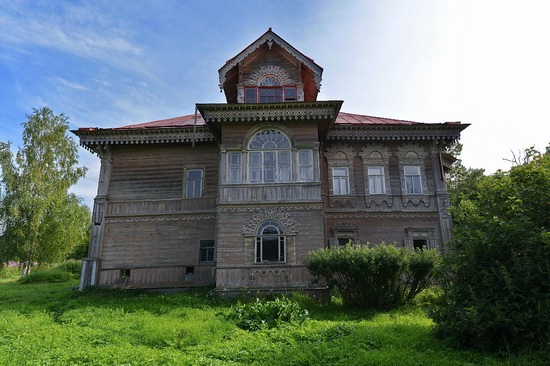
[{"xmin": 74, "ymin": 29, "xmax": 467, "ymax": 292}]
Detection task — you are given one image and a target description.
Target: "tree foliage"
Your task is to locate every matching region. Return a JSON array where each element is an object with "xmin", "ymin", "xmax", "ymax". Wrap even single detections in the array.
[
  {"xmin": 432, "ymin": 147, "xmax": 550, "ymax": 352},
  {"xmin": 305, "ymin": 244, "xmax": 441, "ymax": 310},
  {"xmin": 0, "ymin": 107, "xmax": 89, "ymax": 273}
]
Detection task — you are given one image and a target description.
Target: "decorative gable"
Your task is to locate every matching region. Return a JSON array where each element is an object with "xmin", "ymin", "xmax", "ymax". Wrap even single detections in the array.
[{"xmin": 218, "ymin": 28, "xmax": 323, "ymax": 104}]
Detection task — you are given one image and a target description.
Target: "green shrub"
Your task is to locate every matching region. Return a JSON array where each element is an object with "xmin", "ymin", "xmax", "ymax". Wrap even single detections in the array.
[
  {"xmin": 228, "ymin": 296, "xmax": 309, "ymax": 331},
  {"xmin": 57, "ymin": 260, "xmax": 82, "ymax": 276},
  {"xmin": 17, "ymin": 269, "xmax": 72, "ymax": 284},
  {"xmin": 305, "ymin": 244, "xmax": 441, "ymax": 310},
  {"xmin": 432, "ymin": 152, "xmax": 550, "ymax": 353}
]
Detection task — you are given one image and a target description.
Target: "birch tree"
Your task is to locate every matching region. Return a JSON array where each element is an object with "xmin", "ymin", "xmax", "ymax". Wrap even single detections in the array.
[{"xmin": 0, "ymin": 107, "xmax": 88, "ymax": 274}]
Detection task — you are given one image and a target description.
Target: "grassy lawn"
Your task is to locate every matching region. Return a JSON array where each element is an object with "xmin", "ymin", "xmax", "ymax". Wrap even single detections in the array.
[{"xmin": 0, "ymin": 275, "xmax": 547, "ymax": 365}]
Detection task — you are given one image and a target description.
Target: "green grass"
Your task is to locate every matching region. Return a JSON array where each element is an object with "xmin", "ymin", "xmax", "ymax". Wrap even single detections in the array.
[{"xmin": 0, "ymin": 279, "xmax": 548, "ymax": 365}]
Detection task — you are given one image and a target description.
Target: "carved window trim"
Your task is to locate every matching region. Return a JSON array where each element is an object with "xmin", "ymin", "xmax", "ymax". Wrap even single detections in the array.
[
  {"xmin": 255, "ymin": 220, "xmax": 286, "ymax": 264},
  {"xmin": 404, "ymin": 228, "xmax": 438, "ymax": 251},
  {"xmin": 325, "ymin": 143, "xmax": 356, "ymax": 196},
  {"xmin": 330, "ymin": 222, "xmax": 359, "ymax": 247},
  {"xmin": 396, "ymin": 144, "xmax": 430, "ymax": 207},
  {"xmin": 185, "ymin": 168, "xmax": 204, "ymax": 198},
  {"xmin": 242, "ymin": 207, "xmax": 299, "ymax": 236},
  {"xmin": 360, "ymin": 143, "xmax": 392, "ymax": 197}
]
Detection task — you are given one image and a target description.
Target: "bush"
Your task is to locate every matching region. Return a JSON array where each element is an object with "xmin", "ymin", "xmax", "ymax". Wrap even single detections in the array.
[
  {"xmin": 305, "ymin": 244, "xmax": 441, "ymax": 310},
  {"xmin": 228, "ymin": 296, "xmax": 309, "ymax": 331},
  {"xmin": 57, "ymin": 260, "xmax": 82, "ymax": 276},
  {"xmin": 432, "ymin": 152, "xmax": 550, "ymax": 353},
  {"xmin": 17, "ymin": 269, "xmax": 73, "ymax": 284}
]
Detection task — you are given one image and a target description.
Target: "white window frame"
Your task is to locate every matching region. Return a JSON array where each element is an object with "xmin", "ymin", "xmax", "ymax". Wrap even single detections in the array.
[
  {"xmin": 227, "ymin": 152, "xmax": 242, "ymax": 183},
  {"xmin": 185, "ymin": 168, "xmax": 203, "ymax": 198},
  {"xmin": 404, "ymin": 165, "xmax": 423, "ymax": 195},
  {"xmin": 367, "ymin": 166, "xmax": 386, "ymax": 194},
  {"xmin": 255, "ymin": 220, "xmax": 286, "ymax": 264},
  {"xmin": 298, "ymin": 149, "xmax": 314, "ymax": 182},
  {"xmin": 332, "ymin": 167, "xmax": 350, "ymax": 195},
  {"xmin": 248, "ymin": 129, "xmax": 292, "ymax": 184}
]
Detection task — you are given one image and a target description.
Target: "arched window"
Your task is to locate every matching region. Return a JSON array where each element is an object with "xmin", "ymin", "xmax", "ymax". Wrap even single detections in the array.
[
  {"xmin": 244, "ymin": 75, "xmax": 297, "ymax": 103},
  {"xmin": 248, "ymin": 130, "xmax": 292, "ymax": 183},
  {"xmin": 255, "ymin": 220, "xmax": 286, "ymax": 263}
]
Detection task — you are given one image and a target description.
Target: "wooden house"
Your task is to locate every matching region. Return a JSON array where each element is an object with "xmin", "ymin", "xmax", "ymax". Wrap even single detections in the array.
[{"xmin": 73, "ymin": 29, "xmax": 468, "ymax": 293}]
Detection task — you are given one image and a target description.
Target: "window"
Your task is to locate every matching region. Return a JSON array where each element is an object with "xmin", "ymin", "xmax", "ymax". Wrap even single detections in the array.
[
  {"xmin": 404, "ymin": 165, "xmax": 422, "ymax": 194},
  {"xmin": 227, "ymin": 152, "xmax": 241, "ymax": 183},
  {"xmin": 368, "ymin": 166, "xmax": 386, "ymax": 194},
  {"xmin": 298, "ymin": 150, "xmax": 313, "ymax": 181},
  {"xmin": 199, "ymin": 240, "xmax": 215, "ymax": 262},
  {"xmin": 332, "ymin": 167, "xmax": 350, "ymax": 195},
  {"xmin": 249, "ymin": 130, "xmax": 292, "ymax": 183},
  {"xmin": 244, "ymin": 76, "xmax": 297, "ymax": 103},
  {"xmin": 255, "ymin": 220, "xmax": 286, "ymax": 263},
  {"xmin": 186, "ymin": 169, "xmax": 203, "ymax": 198},
  {"xmin": 413, "ymin": 239, "xmax": 429, "ymax": 251}
]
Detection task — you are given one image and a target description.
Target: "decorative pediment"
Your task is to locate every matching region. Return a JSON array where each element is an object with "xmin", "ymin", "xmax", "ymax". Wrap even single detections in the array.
[
  {"xmin": 242, "ymin": 207, "xmax": 299, "ymax": 236},
  {"xmin": 396, "ymin": 143, "xmax": 429, "ymax": 159},
  {"xmin": 245, "ymin": 65, "xmax": 295, "ymax": 86},
  {"xmin": 324, "ymin": 143, "xmax": 355, "ymax": 160},
  {"xmin": 219, "ymin": 29, "xmax": 323, "ymax": 92}
]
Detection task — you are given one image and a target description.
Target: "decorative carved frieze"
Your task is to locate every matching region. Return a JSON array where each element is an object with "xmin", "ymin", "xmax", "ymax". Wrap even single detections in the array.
[
  {"xmin": 328, "ymin": 126, "xmax": 464, "ymax": 142},
  {"xmin": 331, "ymin": 222, "xmax": 358, "ymax": 231},
  {"xmin": 241, "ymin": 207, "xmax": 299, "ymax": 236},
  {"xmin": 105, "ymin": 215, "xmax": 215, "ymax": 224},
  {"xmin": 326, "ymin": 213, "xmax": 439, "ymax": 220},
  {"xmin": 76, "ymin": 128, "xmax": 215, "ymax": 154},
  {"xmin": 365, "ymin": 197, "xmax": 394, "ymax": 208},
  {"xmin": 201, "ymin": 106, "xmax": 336, "ymax": 123},
  {"xmin": 245, "ymin": 65, "xmax": 295, "ymax": 85},
  {"xmin": 218, "ymin": 205, "xmax": 323, "ymax": 213},
  {"xmin": 328, "ymin": 197, "xmax": 358, "ymax": 208}
]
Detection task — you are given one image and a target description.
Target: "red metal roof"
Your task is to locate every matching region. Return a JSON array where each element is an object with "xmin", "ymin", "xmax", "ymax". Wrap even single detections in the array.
[
  {"xmin": 78, "ymin": 111, "xmax": 459, "ymax": 131},
  {"xmin": 115, "ymin": 115, "xmax": 206, "ymax": 129},
  {"xmin": 335, "ymin": 112, "xmax": 420, "ymax": 125}
]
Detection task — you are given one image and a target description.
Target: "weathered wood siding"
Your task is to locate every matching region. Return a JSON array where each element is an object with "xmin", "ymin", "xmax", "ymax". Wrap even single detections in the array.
[
  {"xmin": 109, "ymin": 143, "xmax": 219, "ymax": 200},
  {"xmin": 97, "ymin": 142, "xmax": 219, "ymax": 287},
  {"xmin": 322, "ymin": 140, "xmax": 446, "ymax": 250}
]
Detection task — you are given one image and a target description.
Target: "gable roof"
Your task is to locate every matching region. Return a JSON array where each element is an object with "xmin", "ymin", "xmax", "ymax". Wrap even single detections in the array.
[
  {"xmin": 218, "ymin": 28, "xmax": 323, "ymax": 93},
  {"xmin": 109, "ymin": 110, "xmax": 453, "ymax": 130}
]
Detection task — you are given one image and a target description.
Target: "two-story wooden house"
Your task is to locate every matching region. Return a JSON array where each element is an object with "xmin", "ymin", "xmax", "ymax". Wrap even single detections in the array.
[{"xmin": 74, "ymin": 29, "xmax": 467, "ymax": 293}]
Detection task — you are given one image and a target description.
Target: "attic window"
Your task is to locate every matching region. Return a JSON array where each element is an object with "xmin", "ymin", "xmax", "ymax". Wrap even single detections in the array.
[
  {"xmin": 259, "ymin": 76, "xmax": 281, "ymax": 86},
  {"xmin": 244, "ymin": 75, "xmax": 297, "ymax": 103}
]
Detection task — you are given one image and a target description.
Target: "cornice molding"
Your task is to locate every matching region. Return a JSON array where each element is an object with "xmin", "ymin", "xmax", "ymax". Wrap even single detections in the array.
[
  {"xmin": 73, "ymin": 127, "xmax": 216, "ymax": 153},
  {"xmin": 328, "ymin": 125, "xmax": 465, "ymax": 142},
  {"xmin": 198, "ymin": 102, "xmax": 341, "ymax": 124}
]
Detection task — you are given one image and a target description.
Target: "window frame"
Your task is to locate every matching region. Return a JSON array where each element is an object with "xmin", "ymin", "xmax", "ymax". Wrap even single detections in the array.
[
  {"xmin": 199, "ymin": 240, "xmax": 216, "ymax": 262},
  {"xmin": 404, "ymin": 165, "xmax": 423, "ymax": 195},
  {"xmin": 298, "ymin": 149, "xmax": 314, "ymax": 182},
  {"xmin": 255, "ymin": 220, "xmax": 286, "ymax": 264},
  {"xmin": 185, "ymin": 168, "xmax": 204, "ymax": 198},
  {"xmin": 367, "ymin": 166, "xmax": 386, "ymax": 194},
  {"xmin": 332, "ymin": 167, "xmax": 350, "ymax": 195},
  {"xmin": 244, "ymin": 86, "xmax": 297, "ymax": 103},
  {"xmin": 227, "ymin": 152, "xmax": 242, "ymax": 183},
  {"xmin": 248, "ymin": 129, "xmax": 292, "ymax": 184}
]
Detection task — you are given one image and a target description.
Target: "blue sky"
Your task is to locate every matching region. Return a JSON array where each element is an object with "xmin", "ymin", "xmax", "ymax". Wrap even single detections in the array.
[{"xmin": 1, "ymin": 0, "xmax": 549, "ymax": 208}]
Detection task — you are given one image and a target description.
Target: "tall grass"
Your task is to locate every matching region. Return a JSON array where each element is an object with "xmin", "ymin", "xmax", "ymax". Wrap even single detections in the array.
[{"xmin": 0, "ymin": 278, "xmax": 548, "ymax": 365}]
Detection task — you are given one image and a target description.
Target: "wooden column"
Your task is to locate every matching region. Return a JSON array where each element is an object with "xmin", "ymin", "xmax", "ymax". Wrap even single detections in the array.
[{"xmin": 79, "ymin": 145, "xmax": 112, "ymax": 290}]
